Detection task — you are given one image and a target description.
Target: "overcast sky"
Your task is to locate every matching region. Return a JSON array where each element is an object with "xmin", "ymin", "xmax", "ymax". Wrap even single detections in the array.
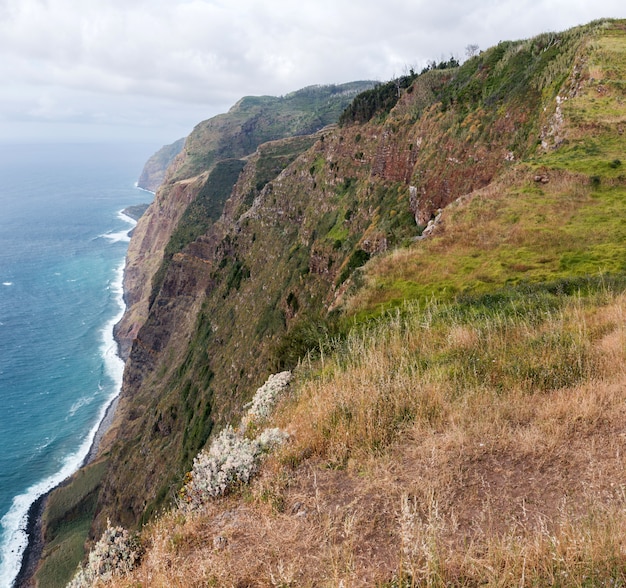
[{"xmin": 0, "ymin": 0, "xmax": 624, "ymax": 148}]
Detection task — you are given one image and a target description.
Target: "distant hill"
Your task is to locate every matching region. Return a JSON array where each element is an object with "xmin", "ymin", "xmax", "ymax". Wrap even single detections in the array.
[
  {"xmin": 136, "ymin": 137, "xmax": 185, "ymax": 192},
  {"xmin": 171, "ymin": 81, "xmax": 378, "ymax": 182}
]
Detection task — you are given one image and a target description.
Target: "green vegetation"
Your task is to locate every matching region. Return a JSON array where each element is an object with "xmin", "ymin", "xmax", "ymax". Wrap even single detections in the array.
[
  {"xmin": 339, "ymin": 59, "xmax": 460, "ymax": 125},
  {"xmin": 337, "ymin": 248, "xmax": 370, "ymax": 285},
  {"xmin": 224, "ymin": 258, "xmax": 251, "ymax": 295},
  {"xmin": 149, "ymin": 158, "xmax": 246, "ymax": 305},
  {"xmin": 252, "ymin": 136, "xmax": 316, "ymax": 193},
  {"xmin": 170, "ymin": 159, "xmax": 246, "ymax": 252},
  {"xmin": 36, "ymin": 460, "xmax": 108, "ymax": 588},
  {"xmin": 176, "ymin": 81, "xmax": 376, "ymax": 181}
]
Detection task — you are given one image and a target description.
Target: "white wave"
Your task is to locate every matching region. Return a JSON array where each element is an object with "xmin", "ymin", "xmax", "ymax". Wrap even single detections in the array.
[
  {"xmin": 0, "ymin": 411, "xmax": 102, "ymax": 587},
  {"xmin": 117, "ymin": 210, "xmax": 136, "ymax": 224},
  {"xmin": 100, "ymin": 229, "xmax": 132, "ymax": 243},
  {"xmin": 67, "ymin": 396, "xmax": 95, "ymax": 419},
  {"xmin": 99, "ymin": 210, "xmax": 138, "ymax": 244},
  {"xmin": 0, "ymin": 260, "xmax": 129, "ymax": 588},
  {"xmin": 101, "ymin": 262, "xmax": 126, "ymax": 388},
  {"xmin": 2, "ymin": 282, "xmax": 12, "ymax": 287},
  {"xmin": 33, "ymin": 437, "xmax": 54, "ymax": 454}
]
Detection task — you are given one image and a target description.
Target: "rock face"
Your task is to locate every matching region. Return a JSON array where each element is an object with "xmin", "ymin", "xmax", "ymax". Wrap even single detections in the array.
[
  {"xmin": 49, "ymin": 25, "xmax": 598, "ymax": 554},
  {"xmin": 137, "ymin": 138, "xmax": 185, "ymax": 193},
  {"xmin": 115, "ymin": 174, "xmax": 206, "ymax": 359},
  {"xmin": 115, "ymin": 82, "xmax": 376, "ymax": 360}
]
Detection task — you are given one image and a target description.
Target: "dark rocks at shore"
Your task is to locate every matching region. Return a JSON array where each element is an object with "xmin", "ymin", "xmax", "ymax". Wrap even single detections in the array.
[{"xmin": 13, "ymin": 493, "xmax": 48, "ymax": 588}]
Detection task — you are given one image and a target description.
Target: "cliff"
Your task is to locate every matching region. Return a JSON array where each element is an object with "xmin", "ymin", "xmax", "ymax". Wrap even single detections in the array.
[
  {"xmin": 114, "ymin": 81, "xmax": 376, "ymax": 360},
  {"xmin": 35, "ymin": 19, "xmax": 626, "ymax": 587},
  {"xmin": 98, "ymin": 20, "xmax": 612, "ymax": 532},
  {"xmin": 136, "ymin": 138, "xmax": 185, "ymax": 193}
]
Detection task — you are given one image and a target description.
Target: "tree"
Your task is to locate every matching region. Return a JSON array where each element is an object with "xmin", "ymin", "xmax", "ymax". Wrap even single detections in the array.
[{"xmin": 465, "ymin": 44, "xmax": 480, "ymax": 58}]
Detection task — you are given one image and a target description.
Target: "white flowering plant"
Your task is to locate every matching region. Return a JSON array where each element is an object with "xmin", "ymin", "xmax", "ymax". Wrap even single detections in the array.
[
  {"xmin": 180, "ymin": 425, "xmax": 289, "ymax": 509},
  {"xmin": 241, "ymin": 370, "xmax": 292, "ymax": 430},
  {"xmin": 67, "ymin": 522, "xmax": 140, "ymax": 588},
  {"xmin": 180, "ymin": 372, "xmax": 292, "ymax": 509}
]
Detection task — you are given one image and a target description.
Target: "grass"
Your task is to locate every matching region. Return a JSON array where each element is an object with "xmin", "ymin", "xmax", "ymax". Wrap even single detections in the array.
[
  {"xmin": 35, "ymin": 518, "xmax": 93, "ymax": 588},
  {"xmin": 36, "ymin": 460, "xmax": 108, "ymax": 588},
  {"xmin": 281, "ymin": 282, "xmax": 619, "ymax": 464},
  {"xmin": 346, "ymin": 171, "xmax": 626, "ymax": 317},
  {"xmin": 97, "ymin": 280, "xmax": 626, "ymax": 587}
]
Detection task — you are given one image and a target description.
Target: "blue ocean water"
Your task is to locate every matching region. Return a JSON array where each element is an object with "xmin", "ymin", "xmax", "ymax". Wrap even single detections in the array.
[{"xmin": 0, "ymin": 143, "xmax": 155, "ymax": 587}]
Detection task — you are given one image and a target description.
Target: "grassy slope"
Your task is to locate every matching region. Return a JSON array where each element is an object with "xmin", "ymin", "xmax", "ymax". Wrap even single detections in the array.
[
  {"xmin": 94, "ymin": 20, "xmax": 626, "ymax": 587},
  {"xmin": 91, "ymin": 22, "xmax": 600, "ymax": 548},
  {"xmin": 34, "ymin": 460, "xmax": 108, "ymax": 588}
]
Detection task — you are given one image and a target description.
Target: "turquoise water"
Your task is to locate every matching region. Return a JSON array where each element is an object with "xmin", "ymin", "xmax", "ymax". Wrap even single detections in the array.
[{"xmin": 0, "ymin": 143, "xmax": 154, "ymax": 587}]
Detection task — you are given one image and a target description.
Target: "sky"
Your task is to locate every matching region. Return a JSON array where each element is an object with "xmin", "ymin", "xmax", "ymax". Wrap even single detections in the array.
[{"xmin": 0, "ymin": 0, "xmax": 624, "ymax": 149}]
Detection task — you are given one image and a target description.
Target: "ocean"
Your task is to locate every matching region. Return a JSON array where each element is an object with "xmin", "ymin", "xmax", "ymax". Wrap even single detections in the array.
[{"xmin": 0, "ymin": 143, "xmax": 154, "ymax": 587}]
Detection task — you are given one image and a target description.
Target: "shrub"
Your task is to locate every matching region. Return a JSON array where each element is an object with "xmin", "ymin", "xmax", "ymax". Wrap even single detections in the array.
[
  {"xmin": 242, "ymin": 370, "xmax": 292, "ymax": 425},
  {"xmin": 180, "ymin": 425, "xmax": 289, "ymax": 508},
  {"xmin": 67, "ymin": 522, "xmax": 140, "ymax": 587},
  {"xmin": 180, "ymin": 372, "xmax": 292, "ymax": 509}
]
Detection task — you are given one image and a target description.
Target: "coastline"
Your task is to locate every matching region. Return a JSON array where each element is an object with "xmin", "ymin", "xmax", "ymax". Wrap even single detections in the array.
[
  {"xmin": 83, "ymin": 397, "xmax": 119, "ymax": 466},
  {"xmin": 13, "ymin": 495, "xmax": 46, "ymax": 588},
  {"xmin": 13, "ymin": 397, "xmax": 120, "ymax": 588},
  {"xmin": 11, "ymin": 211, "xmax": 137, "ymax": 588}
]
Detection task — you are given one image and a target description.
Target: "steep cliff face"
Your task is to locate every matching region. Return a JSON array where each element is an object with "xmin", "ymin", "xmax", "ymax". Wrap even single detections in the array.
[
  {"xmin": 115, "ymin": 174, "xmax": 207, "ymax": 359},
  {"xmin": 32, "ymin": 20, "xmax": 626, "ymax": 586},
  {"xmin": 115, "ymin": 82, "xmax": 376, "ymax": 360},
  {"xmin": 66, "ymin": 19, "xmax": 626, "ymax": 587},
  {"xmin": 136, "ymin": 138, "xmax": 185, "ymax": 193},
  {"xmin": 90, "ymin": 22, "xmax": 603, "ymax": 537}
]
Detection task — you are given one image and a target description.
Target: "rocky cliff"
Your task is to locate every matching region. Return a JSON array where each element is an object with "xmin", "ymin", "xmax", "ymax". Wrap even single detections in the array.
[
  {"xmin": 33, "ymin": 19, "xmax": 626, "ymax": 587},
  {"xmin": 97, "ymin": 24, "xmax": 594, "ymax": 534},
  {"xmin": 136, "ymin": 138, "xmax": 185, "ymax": 193},
  {"xmin": 114, "ymin": 82, "xmax": 376, "ymax": 360}
]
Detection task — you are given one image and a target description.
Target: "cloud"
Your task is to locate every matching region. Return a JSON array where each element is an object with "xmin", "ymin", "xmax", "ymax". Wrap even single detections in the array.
[{"xmin": 0, "ymin": 0, "xmax": 624, "ymax": 142}]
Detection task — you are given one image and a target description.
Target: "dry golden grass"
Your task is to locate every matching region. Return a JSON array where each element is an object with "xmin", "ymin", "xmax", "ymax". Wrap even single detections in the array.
[{"xmin": 99, "ymin": 289, "xmax": 626, "ymax": 587}]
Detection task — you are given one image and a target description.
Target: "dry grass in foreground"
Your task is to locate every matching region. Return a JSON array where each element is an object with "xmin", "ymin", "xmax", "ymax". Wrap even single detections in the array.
[{"xmin": 102, "ymin": 285, "xmax": 626, "ymax": 587}]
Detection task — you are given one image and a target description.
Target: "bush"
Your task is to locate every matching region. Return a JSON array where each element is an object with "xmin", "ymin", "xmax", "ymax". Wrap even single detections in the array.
[
  {"xmin": 67, "ymin": 522, "xmax": 140, "ymax": 587},
  {"xmin": 179, "ymin": 372, "xmax": 292, "ymax": 509},
  {"xmin": 242, "ymin": 371, "xmax": 292, "ymax": 424},
  {"xmin": 180, "ymin": 425, "xmax": 289, "ymax": 508}
]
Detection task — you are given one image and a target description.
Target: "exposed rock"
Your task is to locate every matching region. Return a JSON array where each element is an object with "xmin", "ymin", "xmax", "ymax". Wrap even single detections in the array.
[{"xmin": 137, "ymin": 138, "xmax": 186, "ymax": 193}]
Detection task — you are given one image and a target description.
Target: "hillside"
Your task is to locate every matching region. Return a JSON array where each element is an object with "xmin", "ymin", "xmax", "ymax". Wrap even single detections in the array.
[
  {"xmin": 34, "ymin": 19, "xmax": 626, "ymax": 587},
  {"xmin": 113, "ymin": 81, "xmax": 375, "ymax": 360}
]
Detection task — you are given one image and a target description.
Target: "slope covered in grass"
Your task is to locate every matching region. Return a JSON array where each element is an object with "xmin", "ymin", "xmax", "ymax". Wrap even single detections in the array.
[{"xmin": 73, "ymin": 19, "xmax": 626, "ymax": 588}]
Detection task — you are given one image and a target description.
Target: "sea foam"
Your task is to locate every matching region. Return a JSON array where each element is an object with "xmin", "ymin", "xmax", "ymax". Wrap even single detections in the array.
[
  {"xmin": 99, "ymin": 211, "xmax": 136, "ymax": 244},
  {"xmin": 0, "ymin": 245, "xmax": 134, "ymax": 588}
]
